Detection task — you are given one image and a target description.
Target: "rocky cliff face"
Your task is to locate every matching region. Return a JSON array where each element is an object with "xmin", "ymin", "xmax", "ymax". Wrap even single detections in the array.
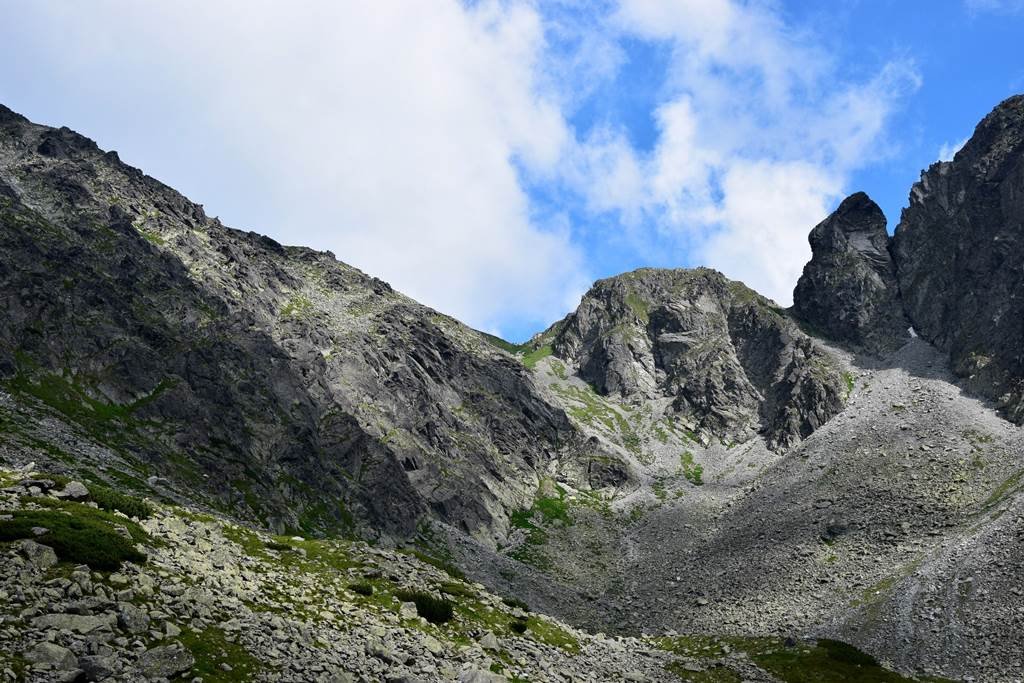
[
  {"xmin": 792, "ymin": 192, "xmax": 909, "ymax": 351},
  {"xmin": 551, "ymin": 268, "xmax": 846, "ymax": 450},
  {"xmin": 0, "ymin": 104, "xmax": 578, "ymax": 543},
  {"xmin": 892, "ymin": 95, "xmax": 1024, "ymax": 423},
  {"xmin": 792, "ymin": 95, "xmax": 1024, "ymax": 424}
]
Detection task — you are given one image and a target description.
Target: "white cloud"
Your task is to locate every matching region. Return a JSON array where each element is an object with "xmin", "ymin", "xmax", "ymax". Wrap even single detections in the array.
[
  {"xmin": 938, "ymin": 137, "xmax": 969, "ymax": 161},
  {"xmin": 566, "ymin": 0, "xmax": 920, "ymax": 305},
  {"xmin": 2, "ymin": 0, "xmax": 920, "ymax": 328},
  {"xmin": 4, "ymin": 0, "xmax": 588, "ymax": 336}
]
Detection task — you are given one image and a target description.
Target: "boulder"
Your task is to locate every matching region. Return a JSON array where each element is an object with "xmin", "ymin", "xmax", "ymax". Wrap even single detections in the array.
[
  {"xmin": 18, "ymin": 539, "xmax": 58, "ymax": 570},
  {"xmin": 26, "ymin": 642, "xmax": 77, "ymax": 670},
  {"xmin": 136, "ymin": 644, "xmax": 195, "ymax": 679}
]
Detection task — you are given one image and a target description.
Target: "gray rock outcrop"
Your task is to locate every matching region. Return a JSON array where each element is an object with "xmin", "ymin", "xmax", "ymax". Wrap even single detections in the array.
[
  {"xmin": 792, "ymin": 192, "xmax": 909, "ymax": 351},
  {"xmin": 892, "ymin": 94, "xmax": 1024, "ymax": 423},
  {"xmin": 552, "ymin": 268, "xmax": 846, "ymax": 450}
]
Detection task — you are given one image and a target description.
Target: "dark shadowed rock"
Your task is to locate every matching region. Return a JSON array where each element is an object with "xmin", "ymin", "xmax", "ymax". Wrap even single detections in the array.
[
  {"xmin": 0, "ymin": 103, "xmax": 578, "ymax": 544},
  {"xmin": 552, "ymin": 268, "xmax": 846, "ymax": 450},
  {"xmin": 892, "ymin": 94, "xmax": 1024, "ymax": 423},
  {"xmin": 792, "ymin": 192, "xmax": 909, "ymax": 351}
]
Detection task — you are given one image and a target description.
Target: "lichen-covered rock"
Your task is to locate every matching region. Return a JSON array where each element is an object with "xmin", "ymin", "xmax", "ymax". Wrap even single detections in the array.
[
  {"xmin": 892, "ymin": 94, "xmax": 1024, "ymax": 423},
  {"xmin": 552, "ymin": 268, "xmax": 846, "ymax": 450},
  {"xmin": 792, "ymin": 192, "xmax": 909, "ymax": 351}
]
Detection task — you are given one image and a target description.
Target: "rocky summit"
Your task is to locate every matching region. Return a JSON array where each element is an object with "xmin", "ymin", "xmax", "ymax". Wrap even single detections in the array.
[{"xmin": 0, "ymin": 96, "xmax": 1023, "ymax": 683}]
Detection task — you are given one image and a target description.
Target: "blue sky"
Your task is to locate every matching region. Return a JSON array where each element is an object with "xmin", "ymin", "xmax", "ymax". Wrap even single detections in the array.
[{"xmin": 2, "ymin": 1, "xmax": 1023, "ymax": 341}]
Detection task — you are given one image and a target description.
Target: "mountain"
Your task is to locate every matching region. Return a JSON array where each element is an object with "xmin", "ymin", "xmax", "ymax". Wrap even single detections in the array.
[
  {"xmin": 794, "ymin": 95, "xmax": 1024, "ymax": 425},
  {"xmin": 1, "ymin": 96, "xmax": 1023, "ymax": 682}
]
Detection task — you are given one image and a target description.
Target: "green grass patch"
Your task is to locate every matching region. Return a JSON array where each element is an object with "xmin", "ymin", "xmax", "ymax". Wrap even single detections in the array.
[
  {"xmin": 522, "ymin": 345, "xmax": 553, "ymax": 369},
  {"xmin": 843, "ymin": 372, "xmax": 855, "ymax": 399},
  {"xmin": 625, "ymin": 292, "xmax": 650, "ymax": 323},
  {"xmin": 655, "ymin": 635, "xmax": 949, "ymax": 683},
  {"xmin": 524, "ymin": 616, "xmax": 580, "ymax": 653},
  {"xmin": 479, "ymin": 333, "xmax": 531, "ymax": 355},
  {"xmin": 0, "ymin": 508, "xmax": 146, "ymax": 570},
  {"xmin": 502, "ymin": 596, "xmax": 530, "ymax": 612},
  {"xmin": 679, "ymin": 451, "xmax": 704, "ymax": 486},
  {"xmin": 175, "ymin": 626, "xmax": 264, "ymax": 682},
  {"xmin": 88, "ymin": 484, "xmax": 152, "ymax": 519},
  {"xmin": 984, "ymin": 469, "xmax": 1024, "ymax": 507}
]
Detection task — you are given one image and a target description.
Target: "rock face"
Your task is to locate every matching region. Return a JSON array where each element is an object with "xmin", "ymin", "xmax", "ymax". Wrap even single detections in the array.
[
  {"xmin": 0, "ymin": 103, "xmax": 577, "ymax": 543},
  {"xmin": 792, "ymin": 192, "xmax": 909, "ymax": 351},
  {"xmin": 552, "ymin": 268, "xmax": 846, "ymax": 450},
  {"xmin": 892, "ymin": 95, "xmax": 1024, "ymax": 423}
]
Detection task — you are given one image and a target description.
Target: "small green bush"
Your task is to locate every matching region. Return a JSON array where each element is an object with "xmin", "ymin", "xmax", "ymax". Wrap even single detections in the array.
[
  {"xmin": 265, "ymin": 541, "xmax": 293, "ymax": 552},
  {"xmin": 510, "ymin": 618, "xmax": 528, "ymax": 634},
  {"xmin": 440, "ymin": 582, "xmax": 475, "ymax": 597},
  {"xmin": 88, "ymin": 485, "xmax": 152, "ymax": 519},
  {"xmin": 395, "ymin": 589, "xmax": 454, "ymax": 624},
  {"xmin": 502, "ymin": 596, "xmax": 530, "ymax": 612},
  {"xmin": 0, "ymin": 509, "xmax": 146, "ymax": 570},
  {"xmin": 349, "ymin": 582, "xmax": 374, "ymax": 596}
]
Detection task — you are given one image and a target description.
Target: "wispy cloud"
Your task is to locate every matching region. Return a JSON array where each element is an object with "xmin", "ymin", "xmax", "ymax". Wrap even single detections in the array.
[
  {"xmin": 563, "ymin": 0, "xmax": 921, "ymax": 305},
  {"xmin": 938, "ymin": 137, "xmax": 969, "ymax": 161}
]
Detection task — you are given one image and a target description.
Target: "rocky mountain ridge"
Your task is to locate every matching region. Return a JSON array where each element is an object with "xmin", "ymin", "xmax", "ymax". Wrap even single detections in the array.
[{"xmin": 795, "ymin": 94, "xmax": 1024, "ymax": 425}]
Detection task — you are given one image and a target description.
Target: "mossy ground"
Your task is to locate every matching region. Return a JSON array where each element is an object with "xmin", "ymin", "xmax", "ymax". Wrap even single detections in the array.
[
  {"xmin": 173, "ymin": 627, "xmax": 265, "ymax": 682},
  {"xmin": 656, "ymin": 635, "xmax": 953, "ymax": 683},
  {"xmin": 0, "ymin": 502, "xmax": 148, "ymax": 570}
]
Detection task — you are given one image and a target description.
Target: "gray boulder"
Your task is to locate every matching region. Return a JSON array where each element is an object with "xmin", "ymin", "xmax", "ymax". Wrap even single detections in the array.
[
  {"xmin": 26, "ymin": 642, "xmax": 77, "ymax": 670},
  {"xmin": 116, "ymin": 602, "xmax": 151, "ymax": 634},
  {"xmin": 57, "ymin": 480, "xmax": 90, "ymax": 500},
  {"xmin": 136, "ymin": 644, "xmax": 195, "ymax": 679},
  {"xmin": 18, "ymin": 539, "xmax": 57, "ymax": 570}
]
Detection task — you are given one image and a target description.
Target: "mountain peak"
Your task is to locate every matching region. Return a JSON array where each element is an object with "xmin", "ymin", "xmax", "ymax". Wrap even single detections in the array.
[{"xmin": 793, "ymin": 192, "xmax": 908, "ymax": 351}]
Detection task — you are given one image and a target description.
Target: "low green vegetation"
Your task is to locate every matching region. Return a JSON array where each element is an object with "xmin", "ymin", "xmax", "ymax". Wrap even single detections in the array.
[
  {"xmin": 479, "ymin": 332, "xmax": 531, "ymax": 355},
  {"xmin": 983, "ymin": 468, "xmax": 1024, "ymax": 507},
  {"xmin": 657, "ymin": 635, "xmax": 952, "ymax": 683},
  {"xmin": 679, "ymin": 451, "xmax": 704, "ymax": 486},
  {"xmin": 394, "ymin": 589, "xmax": 454, "ymax": 624},
  {"xmin": 89, "ymin": 484, "xmax": 153, "ymax": 519},
  {"xmin": 524, "ymin": 616, "xmax": 580, "ymax": 653},
  {"xmin": 843, "ymin": 372, "xmax": 855, "ymax": 399},
  {"xmin": 349, "ymin": 582, "xmax": 375, "ymax": 596},
  {"xmin": 625, "ymin": 291, "xmax": 650, "ymax": 323},
  {"xmin": 440, "ymin": 582, "xmax": 476, "ymax": 598},
  {"xmin": 551, "ymin": 383, "xmax": 644, "ymax": 456},
  {"xmin": 0, "ymin": 507, "xmax": 147, "ymax": 570},
  {"xmin": 177, "ymin": 626, "xmax": 265, "ymax": 682},
  {"xmin": 522, "ymin": 345, "xmax": 553, "ymax": 369},
  {"xmin": 502, "ymin": 596, "xmax": 530, "ymax": 612},
  {"xmin": 280, "ymin": 295, "xmax": 313, "ymax": 318}
]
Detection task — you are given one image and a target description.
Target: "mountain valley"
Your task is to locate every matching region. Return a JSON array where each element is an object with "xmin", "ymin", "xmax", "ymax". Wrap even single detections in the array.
[{"xmin": 1, "ymin": 96, "xmax": 1023, "ymax": 682}]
